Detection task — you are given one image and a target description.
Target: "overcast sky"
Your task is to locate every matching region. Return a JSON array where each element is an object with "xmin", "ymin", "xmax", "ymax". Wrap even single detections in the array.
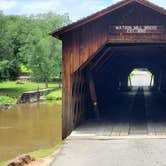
[{"xmin": 0, "ymin": 0, "xmax": 166, "ymax": 21}]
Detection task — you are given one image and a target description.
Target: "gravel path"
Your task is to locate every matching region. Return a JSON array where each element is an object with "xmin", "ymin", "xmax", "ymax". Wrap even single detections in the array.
[{"xmin": 51, "ymin": 139, "xmax": 166, "ymax": 166}]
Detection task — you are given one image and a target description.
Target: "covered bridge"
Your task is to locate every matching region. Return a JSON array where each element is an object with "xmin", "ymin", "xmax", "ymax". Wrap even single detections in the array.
[{"xmin": 51, "ymin": 0, "xmax": 166, "ymax": 139}]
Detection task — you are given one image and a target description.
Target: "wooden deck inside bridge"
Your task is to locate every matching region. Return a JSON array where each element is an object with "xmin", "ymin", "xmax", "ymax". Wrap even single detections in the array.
[{"xmin": 69, "ymin": 88, "xmax": 166, "ymax": 139}]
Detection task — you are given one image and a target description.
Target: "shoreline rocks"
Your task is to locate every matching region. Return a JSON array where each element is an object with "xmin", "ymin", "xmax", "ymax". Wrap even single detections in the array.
[
  {"xmin": 6, "ymin": 154, "xmax": 35, "ymax": 166},
  {"xmin": 0, "ymin": 104, "xmax": 15, "ymax": 110}
]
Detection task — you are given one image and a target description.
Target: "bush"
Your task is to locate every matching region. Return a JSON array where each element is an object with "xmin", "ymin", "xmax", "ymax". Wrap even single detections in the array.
[
  {"xmin": 0, "ymin": 96, "xmax": 16, "ymax": 104},
  {"xmin": 0, "ymin": 60, "xmax": 20, "ymax": 80},
  {"xmin": 46, "ymin": 90, "xmax": 62, "ymax": 100},
  {"xmin": 20, "ymin": 64, "xmax": 31, "ymax": 75}
]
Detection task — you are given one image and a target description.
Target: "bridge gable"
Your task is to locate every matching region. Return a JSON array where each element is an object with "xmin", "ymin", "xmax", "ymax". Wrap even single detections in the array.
[{"xmin": 62, "ymin": 1, "xmax": 166, "ymax": 74}]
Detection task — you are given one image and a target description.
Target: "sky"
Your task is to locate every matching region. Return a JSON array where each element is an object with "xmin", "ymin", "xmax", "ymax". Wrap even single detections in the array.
[{"xmin": 0, "ymin": 0, "xmax": 166, "ymax": 21}]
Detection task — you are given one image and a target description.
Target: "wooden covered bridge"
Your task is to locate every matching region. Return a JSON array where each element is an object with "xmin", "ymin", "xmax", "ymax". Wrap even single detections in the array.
[{"xmin": 51, "ymin": 0, "xmax": 166, "ymax": 139}]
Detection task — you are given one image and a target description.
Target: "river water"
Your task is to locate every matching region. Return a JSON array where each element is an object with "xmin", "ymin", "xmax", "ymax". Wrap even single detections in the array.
[{"xmin": 0, "ymin": 101, "xmax": 62, "ymax": 162}]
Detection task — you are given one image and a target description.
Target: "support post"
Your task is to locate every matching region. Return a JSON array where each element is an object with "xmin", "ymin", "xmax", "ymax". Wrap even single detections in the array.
[
  {"xmin": 87, "ymin": 71, "xmax": 100, "ymax": 120},
  {"xmin": 153, "ymin": 72, "xmax": 160, "ymax": 90},
  {"xmin": 160, "ymin": 70, "xmax": 166, "ymax": 91},
  {"xmin": 129, "ymin": 76, "xmax": 132, "ymax": 87},
  {"xmin": 150, "ymin": 74, "xmax": 153, "ymax": 87}
]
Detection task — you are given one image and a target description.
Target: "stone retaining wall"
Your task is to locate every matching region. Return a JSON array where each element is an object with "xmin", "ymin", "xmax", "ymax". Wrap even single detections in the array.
[{"xmin": 17, "ymin": 88, "xmax": 59, "ymax": 104}]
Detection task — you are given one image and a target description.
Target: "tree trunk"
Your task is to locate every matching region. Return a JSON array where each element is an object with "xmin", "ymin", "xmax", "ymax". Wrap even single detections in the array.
[
  {"xmin": 59, "ymin": 72, "xmax": 62, "ymax": 88},
  {"xmin": 45, "ymin": 80, "xmax": 48, "ymax": 89}
]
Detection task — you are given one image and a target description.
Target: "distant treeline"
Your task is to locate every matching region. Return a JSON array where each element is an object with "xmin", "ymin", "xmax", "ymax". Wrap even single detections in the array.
[{"xmin": 0, "ymin": 11, "xmax": 70, "ymax": 83}]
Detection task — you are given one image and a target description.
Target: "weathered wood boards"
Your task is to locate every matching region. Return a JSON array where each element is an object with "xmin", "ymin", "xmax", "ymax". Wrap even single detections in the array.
[
  {"xmin": 51, "ymin": 0, "xmax": 166, "ymax": 138},
  {"xmin": 109, "ymin": 25, "xmax": 166, "ymax": 42}
]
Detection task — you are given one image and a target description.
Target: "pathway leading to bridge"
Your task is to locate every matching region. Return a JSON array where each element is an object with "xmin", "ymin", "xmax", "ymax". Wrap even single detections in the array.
[{"xmin": 51, "ymin": 88, "xmax": 166, "ymax": 166}]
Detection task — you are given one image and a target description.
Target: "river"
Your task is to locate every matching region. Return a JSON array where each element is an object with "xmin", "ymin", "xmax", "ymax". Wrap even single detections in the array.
[{"xmin": 0, "ymin": 101, "xmax": 62, "ymax": 162}]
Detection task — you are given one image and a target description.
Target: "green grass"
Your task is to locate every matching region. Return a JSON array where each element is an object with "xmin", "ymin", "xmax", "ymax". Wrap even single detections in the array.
[
  {"xmin": 0, "ymin": 96, "xmax": 17, "ymax": 104},
  {"xmin": 46, "ymin": 90, "xmax": 62, "ymax": 101},
  {"xmin": 0, "ymin": 161, "xmax": 8, "ymax": 166},
  {"xmin": 0, "ymin": 81, "xmax": 59, "ymax": 98},
  {"xmin": 29, "ymin": 142, "xmax": 63, "ymax": 158}
]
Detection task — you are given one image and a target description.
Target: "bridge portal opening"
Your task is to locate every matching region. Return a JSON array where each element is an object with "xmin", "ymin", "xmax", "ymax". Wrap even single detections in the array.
[
  {"xmin": 71, "ymin": 43, "xmax": 166, "ymax": 137},
  {"xmin": 128, "ymin": 68, "xmax": 154, "ymax": 87}
]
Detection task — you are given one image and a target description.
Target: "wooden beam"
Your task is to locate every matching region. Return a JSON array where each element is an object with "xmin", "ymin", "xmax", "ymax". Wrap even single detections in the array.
[
  {"xmin": 87, "ymin": 71, "xmax": 100, "ymax": 120},
  {"xmin": 89, "ymin": 47, "xmax": 112, "ymax": 71},
  {"xmin": 78, "ymin": 44, "xmax": 109, "ymax": 72},
  {"xmin": 129, "ymin": 76, "xmax": 132, "ymax": 86},
  {"xmin": 150, "ymin": 74, "xmax": 154, "ymax": 87},
  {"xmin": 95, "ymin": 52, "xmax": 117, "ymax": 73},
  {"xmin": 98, "ymin": 54, "xmax": 122, "ymax": 74},
  {"xmin": 94, "ymin": 54, "xmax": 112, "ymax": 73}
]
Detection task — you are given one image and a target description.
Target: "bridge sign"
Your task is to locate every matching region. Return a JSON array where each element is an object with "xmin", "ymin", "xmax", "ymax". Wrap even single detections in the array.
[{"xmin": 110, "ymin": 25, "xmax": 166, "ymax": 34}]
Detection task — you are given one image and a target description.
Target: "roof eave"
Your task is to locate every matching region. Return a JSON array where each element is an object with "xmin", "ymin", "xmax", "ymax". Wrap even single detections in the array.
[{"xmin": 50, "ymin": 0, "xmax": 166, "ymax": 39}]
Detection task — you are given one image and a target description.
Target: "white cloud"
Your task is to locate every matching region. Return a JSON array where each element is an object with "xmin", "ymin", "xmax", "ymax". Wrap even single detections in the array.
[
  {"xmin": 0, "ymin": 0, "xmax": 17, "ymax": 10},
  {"xmin": 112, "ymin": 0, "xmax": 166, "ymax": 8},
  {"xmin": 0, "ymin": 0, "xmax": 110, "ymax": 21},
  {"xmin": 0, "ymin": 0, "xmax": 166, "ymax": 21}
]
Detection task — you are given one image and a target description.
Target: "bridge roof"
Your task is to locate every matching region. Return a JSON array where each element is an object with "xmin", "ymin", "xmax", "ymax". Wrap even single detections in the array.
[{"xmin": 50, "ymin": 0, "xmax": 166, "ymax": 39}]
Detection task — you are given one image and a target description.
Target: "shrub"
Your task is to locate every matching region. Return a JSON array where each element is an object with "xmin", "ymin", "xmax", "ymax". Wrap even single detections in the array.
[
  {"xmin": 46, "ymin": 90, "xmax": 62, "ymax": 100},
  {"xmin": 0, "ymin": 96, "xmax": 16, "ymax": 104}
]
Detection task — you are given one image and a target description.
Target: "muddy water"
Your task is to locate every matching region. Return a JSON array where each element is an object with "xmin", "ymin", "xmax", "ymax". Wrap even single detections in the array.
[{"xmin": 0, "ymin": 102, "xmax": 62, "ymax": 162}]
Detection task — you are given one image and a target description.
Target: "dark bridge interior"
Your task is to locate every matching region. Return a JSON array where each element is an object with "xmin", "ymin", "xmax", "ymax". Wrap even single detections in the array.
[{"xmin": 73, "ymin": 43, "xmax": 166, "ymax": 136}]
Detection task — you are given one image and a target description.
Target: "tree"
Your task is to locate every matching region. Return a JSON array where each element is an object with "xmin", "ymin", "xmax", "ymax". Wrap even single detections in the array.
[
  {"xmin": 29, "ymin": 38, "xmax": 53, "ymax": 88},
  {"xmin": 0, "ymin": 12, "xmax": 71, "ymax": 81}
]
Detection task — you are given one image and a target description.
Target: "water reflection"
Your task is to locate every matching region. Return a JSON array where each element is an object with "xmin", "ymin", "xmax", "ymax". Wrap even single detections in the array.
[{"xmin": 0, "ymin": 101, "xmax": 62, "ymax": 162}]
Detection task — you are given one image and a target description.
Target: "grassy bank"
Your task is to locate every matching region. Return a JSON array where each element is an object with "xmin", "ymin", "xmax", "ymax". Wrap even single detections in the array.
[
  {"xmin": 29, "ymin": 142, "xmax": 63, "ymax": 158},
  {"xmin": 0, "ymin": 143, "xmax": 63, "ymax": 166},
  {"xmin": 45, "ymin": 90, "xmax": 62, "ymax": 105},
  {"xmin": 0, "ymin": 81, "xmax": 61, "ymax": 104},
  {"xmin": 0, "ymin": 96, "xmax": 17, "ymax": 104},
  {"xmin": 0, "ymin": 81, "xmax": 59, "ymax": 98},
  {"xmin": 0, "ymin": 161, "xmax": 8, "ymax": 166},
  {"xmin": 46, "ymin": 90, "xmax": 62, "ymax": 100}
]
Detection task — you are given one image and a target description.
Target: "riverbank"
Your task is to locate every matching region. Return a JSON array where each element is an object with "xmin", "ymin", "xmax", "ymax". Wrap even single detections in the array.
[
  {"xmin": 0, "ymin": 81, "xmax": 62, "ymax": 105},
  {"xmin": 0, "ymin": 96, "xmax": 16, "ymax": 105},
  {"xmin": 0, "ymin": 143, "xmax": 63, "ymax": 166},
  {"xmin": 0, "ymin": 82, "xmax": 62, "ymax": 165},
  {"xmin": 27, "ymin": 143, "xmax": 63, "ymax": 166},
  {"xmin": 0, "ymin": 81, "xmax": 59, "ymax": 97},
  {"xmin": 0, "ymin": 103, "xmax": 16, "ymax": 110}
]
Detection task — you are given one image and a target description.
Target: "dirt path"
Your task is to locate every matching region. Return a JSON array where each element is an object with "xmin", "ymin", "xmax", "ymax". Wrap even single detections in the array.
[{"xmin": 27, "ymin": 157, "xmax": 53, "ymax": 166}]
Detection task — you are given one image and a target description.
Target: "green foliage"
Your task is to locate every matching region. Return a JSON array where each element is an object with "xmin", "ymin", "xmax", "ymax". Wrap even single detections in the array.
[
  {"xmin": 0, "ymin": 96, "xmax": 16, "ymax": 104},
  {"xmin": 20, "ymin": 64, "xmax": 31, "ymax": 74},
  {"xmin": 0, "ymin": 60, "xmax": 20, "ymax": 80},
  {"xmin": 28, "ymin": 38, "xmax": 54, "ymax": 86},
  {"xmin": 0, "ymin": 60, "xmax": 9, "ymax": 79},
  {"xmin": 0, "ymin": 12, "xmax": 70, "ymax": 80},
  {"xmin": 46, "ymin": 90, "xmax": 62, "ymax": 100}
]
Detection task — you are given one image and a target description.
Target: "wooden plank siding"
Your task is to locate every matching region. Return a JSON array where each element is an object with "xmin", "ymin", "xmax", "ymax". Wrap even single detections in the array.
[{"xmin": 53, "ymin": 1, "xmax": 166, "ymax": 138}]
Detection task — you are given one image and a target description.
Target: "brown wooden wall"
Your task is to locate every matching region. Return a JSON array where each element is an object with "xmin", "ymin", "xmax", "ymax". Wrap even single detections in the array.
[{"xmin": 61, "ymin": 2, "xmax": 166, "ymax": 138}]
